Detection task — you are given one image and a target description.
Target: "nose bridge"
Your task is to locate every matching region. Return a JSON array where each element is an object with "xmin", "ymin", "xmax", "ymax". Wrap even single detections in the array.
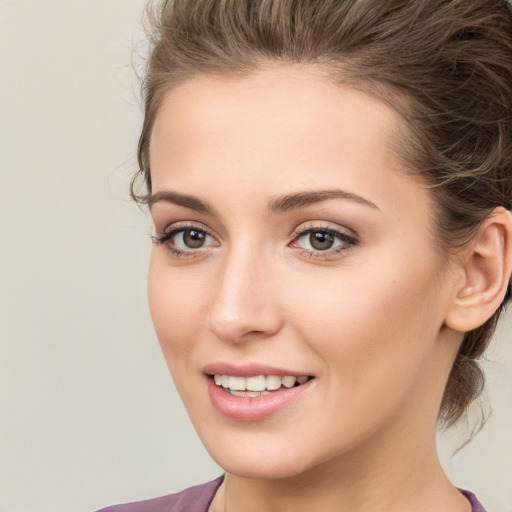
[{"xmin": 207, "ymin": 239, "xmax": 282, "ymax": 343}]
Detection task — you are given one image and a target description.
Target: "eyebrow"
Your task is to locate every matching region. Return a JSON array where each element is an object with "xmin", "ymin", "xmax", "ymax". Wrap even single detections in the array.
[
  {"xmin": 148, "ymin": 188, "xmax": 379, "ymax": 214},
  {"xmin": 268, "ymin": 189, "xmax": 379, "ymax": 213},
  {"xmin": 148, "ymin": 190, "xmax": 214, "ymax": 214}
]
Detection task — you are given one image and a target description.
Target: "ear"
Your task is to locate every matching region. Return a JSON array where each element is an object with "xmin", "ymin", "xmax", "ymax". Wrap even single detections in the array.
[{"xmin": 445, "ymin": 207, "xmax": 512, "ymax": 333}]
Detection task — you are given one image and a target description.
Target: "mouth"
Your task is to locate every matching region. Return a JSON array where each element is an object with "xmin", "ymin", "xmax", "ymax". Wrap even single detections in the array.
[
  {"xmin": 211, "ymin": 374, "xmax": 312, "ymax": 397},
  {"xmin": 203, "ymin": 364, "xmax": 315, "ymax": 420}
]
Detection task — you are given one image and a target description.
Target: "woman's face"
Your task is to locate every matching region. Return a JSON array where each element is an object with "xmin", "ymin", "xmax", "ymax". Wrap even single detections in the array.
[{"xmin": 148, "ymin": 67, "xmax": 461, "ymax": 479}]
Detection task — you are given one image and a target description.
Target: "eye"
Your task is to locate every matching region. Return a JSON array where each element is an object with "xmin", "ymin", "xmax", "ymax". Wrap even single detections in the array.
[
  {"xmin": 291, "ymin": 225, "xmax": 358, "ymax": 257},
  {"xmin": 173, "ymin": 228, "xmax": 211, "ymax": 249},
  {"xmin": 152, "ymin": 223, "xmax": 219, "ymax": 257},
  {"xmin": 301, "ymin": 230, "xmax": 338, "ymax": 251}
]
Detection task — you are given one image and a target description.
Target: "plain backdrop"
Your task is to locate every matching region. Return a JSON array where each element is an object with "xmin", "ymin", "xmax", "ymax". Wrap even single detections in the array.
[{"xmin": 0, "ymin": 1, "xmax": 511, "ymax": 511}]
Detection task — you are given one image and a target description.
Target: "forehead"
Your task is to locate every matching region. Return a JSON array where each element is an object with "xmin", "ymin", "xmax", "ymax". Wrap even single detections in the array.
[
  {"xmin": 150, "ymin": 65, "xmax": 402, "ymax": 171},
  {"xmin": 148, "ymin": 66, "xmax": 424, "ymax": 218}
]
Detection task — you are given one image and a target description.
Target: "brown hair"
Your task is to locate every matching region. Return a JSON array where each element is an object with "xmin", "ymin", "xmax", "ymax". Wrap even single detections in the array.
[{"xmin": 134, "ymin": 0, "xmax": 512, "ymax": 428}]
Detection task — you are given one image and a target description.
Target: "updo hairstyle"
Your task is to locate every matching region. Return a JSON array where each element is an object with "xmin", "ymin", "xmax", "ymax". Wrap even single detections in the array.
[{"xmin": 133, "ymin": 0, "xmax": 512, "ymax": 429}]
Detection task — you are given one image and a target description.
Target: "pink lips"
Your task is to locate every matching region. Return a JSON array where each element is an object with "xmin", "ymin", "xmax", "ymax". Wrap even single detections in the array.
[{"xmin": 204, "ymin": 363, "xmax": 314, "ymax": 422}]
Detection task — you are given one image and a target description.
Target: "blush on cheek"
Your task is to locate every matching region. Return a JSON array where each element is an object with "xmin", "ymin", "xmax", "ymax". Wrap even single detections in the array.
[{"xmin": 148, "ymin": 259, "xmax": 213, "ymax": 378}]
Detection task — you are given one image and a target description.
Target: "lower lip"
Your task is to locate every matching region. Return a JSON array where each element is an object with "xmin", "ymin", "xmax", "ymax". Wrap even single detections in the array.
[{"xmin": 206, "ymin": 377, "xmax": 314, "ymax": 421}]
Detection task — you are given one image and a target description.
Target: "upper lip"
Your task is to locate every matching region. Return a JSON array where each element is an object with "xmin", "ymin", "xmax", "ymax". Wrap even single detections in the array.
[{"xmin": 203, "ymin": 362, "xmax": 312, "ymax": 377}]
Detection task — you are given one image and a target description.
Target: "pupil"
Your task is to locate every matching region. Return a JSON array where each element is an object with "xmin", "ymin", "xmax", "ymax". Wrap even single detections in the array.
[
  {"xmin": 184, "ymin": 230, "xmax": 205, "ymax": 248},
  {"xmin": 310, "ymin": 230, "xmax": 334, "ymax": 250}
]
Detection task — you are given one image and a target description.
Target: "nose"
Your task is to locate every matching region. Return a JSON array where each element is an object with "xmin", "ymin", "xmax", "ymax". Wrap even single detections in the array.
[{"xmin": 207, "ymin": 246, "xmax": 283, "ymax": 344}]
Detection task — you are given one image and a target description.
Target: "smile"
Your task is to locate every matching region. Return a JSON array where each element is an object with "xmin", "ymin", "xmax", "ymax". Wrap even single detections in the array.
[{"xmin": 213, "ymin": 374, "xmax": 310, "ymax": 397}]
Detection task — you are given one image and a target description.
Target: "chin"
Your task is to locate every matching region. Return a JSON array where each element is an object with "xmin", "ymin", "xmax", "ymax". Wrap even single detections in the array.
[
  {"xmin": 199, "ymin": 432, "xmax": 322, "ymax": 480},
  {"xmin": 216, "ymin": 456, "xmax": 311, "ymax": 480}
]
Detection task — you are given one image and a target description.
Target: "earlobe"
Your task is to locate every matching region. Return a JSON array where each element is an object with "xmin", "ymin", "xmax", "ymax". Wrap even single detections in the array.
[{"xmin": 445, "ymin": 207, "xmax": 512, "ymax": 333}]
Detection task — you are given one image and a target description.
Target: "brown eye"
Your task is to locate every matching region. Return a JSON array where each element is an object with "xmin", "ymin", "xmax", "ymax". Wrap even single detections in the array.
[
  {"xmin": 309, "ymin": 230, "xmax": 335, "ymax": 251},
  {"xmin": 181, "ymin": 229, "xmax": 207, "ymax": 248},
  {"xmin": 153, "ymin": 226, "xmax": 218, "ymax": 253},
  {"xmin": 152, "ymin": 224, "xmax": 219, "ymax": 258},
  {"xmin": 292, "ymin": 225, "xmax": 358, "ymax": 256}
]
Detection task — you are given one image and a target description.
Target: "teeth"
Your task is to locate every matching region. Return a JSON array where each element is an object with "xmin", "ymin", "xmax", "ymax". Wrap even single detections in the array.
[
  {"xmin": 266, "ymin": 375, "xmax": 282, "ymax": 390},
  {"xmin": 245, "ymin": 390, "xmax": 262, "ymax": 397},
  {"xmin": 212, "ymin": 374, "xmax": 310, "ymax": 393},
  {"xmin": 229, "ymin": 376, "xmax": 245, "ymax": 391},
  {"xmin": 282, "ymin": 376, "xmax": 296, "ymax": 388},
  {"xmin": 246, "ymin": 375, "xmax": 266, "ymax": 391},
  {"xmin": 230, "ymin": 389, "xmax": 271, "ymax": 397}
]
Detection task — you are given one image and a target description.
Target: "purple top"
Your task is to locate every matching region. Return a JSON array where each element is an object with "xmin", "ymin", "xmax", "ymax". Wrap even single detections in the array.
[
  {"xmin": 96, "ymin": 476, "xmax": 487, "ymax": 512},
  {"xmin": 461, "ymin": 489, "xmax": 488, "ymax": 512},
  {"xmin": 96, "ymin": 478, "xmax": 224, "ymax": 512}
]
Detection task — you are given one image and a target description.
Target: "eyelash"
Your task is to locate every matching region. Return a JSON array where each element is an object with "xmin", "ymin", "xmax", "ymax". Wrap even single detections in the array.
[
  {"xmin": 290, "ymin": 223, "xmax": 359, "ymax": 260},
  {"xmin": 151, "ymin": 222, "xmax": 359, "ymax": 260},
  {"xmin": 151, "ymin": 222, "xmax": 216, "ymax": 259}
]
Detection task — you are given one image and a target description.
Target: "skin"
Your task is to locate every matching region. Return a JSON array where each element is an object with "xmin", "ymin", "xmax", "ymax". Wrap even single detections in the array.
[{"xmin": 147, "ymin": 66, "xmax": 472, "ymax": 512}]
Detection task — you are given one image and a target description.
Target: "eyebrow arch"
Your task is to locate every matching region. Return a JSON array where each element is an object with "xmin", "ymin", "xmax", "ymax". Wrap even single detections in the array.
[
  {"xmin": 148, "ymin": 188, "xmax": 379, "ymax": 215},
  {"xmin": 148, "ymin": 190, "xmax": 214, "ymax": 214},
  {"xmin": 269, "ymin": 189, "xmax": 380, "ymax": 213}
]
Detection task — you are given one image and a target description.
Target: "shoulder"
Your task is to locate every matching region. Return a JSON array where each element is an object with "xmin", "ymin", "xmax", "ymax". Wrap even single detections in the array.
[
  {"xmin": 460, "ymin": 490, "xmax": 488, "ymax": 512},
  {"xmin": 95, "ymin": 476, "xmax": 224, "ymax": 512}
]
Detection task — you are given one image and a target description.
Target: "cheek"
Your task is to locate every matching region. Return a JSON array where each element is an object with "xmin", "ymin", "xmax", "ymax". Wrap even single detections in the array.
[
  {"xmin": 147, "ymin": 254, "xmax": 215, "ymax": 414},
  {"xmin": 147, "ymin": 253, "xmax": 207, "ymax": 365},
  {"xmin": 283, "ymin": 249, "xmax": 444, "ymax": 396}
]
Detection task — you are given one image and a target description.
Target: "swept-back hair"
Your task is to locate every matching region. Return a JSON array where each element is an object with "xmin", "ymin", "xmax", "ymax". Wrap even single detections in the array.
[{"xmin": 134, "ymin": 0, "xmax": 512, "ymax": 429}]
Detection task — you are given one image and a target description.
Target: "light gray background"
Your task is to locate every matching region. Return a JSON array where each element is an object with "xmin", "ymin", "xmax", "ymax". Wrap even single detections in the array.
[{"xmin": 0, "ymin": 1, "xmax": 510, "ymax": 511}]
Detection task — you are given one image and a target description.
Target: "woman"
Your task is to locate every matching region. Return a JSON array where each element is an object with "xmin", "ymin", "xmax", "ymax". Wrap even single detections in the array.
[{"xmin": 99, "ymin": 1, "xmax": 512, "ymax": 511}]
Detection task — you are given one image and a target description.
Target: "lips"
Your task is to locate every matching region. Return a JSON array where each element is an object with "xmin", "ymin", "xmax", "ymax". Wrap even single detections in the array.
[{"xmin": 204, "ymin": 364, "xmax": 314, "ymax": 421}]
